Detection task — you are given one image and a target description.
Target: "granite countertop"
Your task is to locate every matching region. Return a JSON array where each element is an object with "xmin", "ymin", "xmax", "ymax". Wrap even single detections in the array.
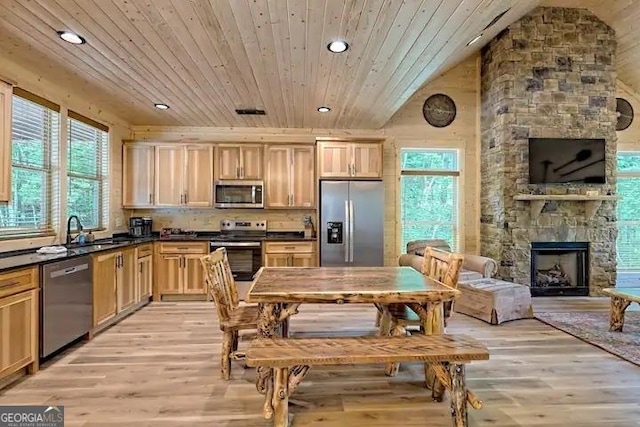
[
  {"xmin": 0, "ymin": 231, "xmax": 316, "ymax": 273},
  {"xmin": 0, "ymin": 237, "xmax": 157, "ymax": 273}
]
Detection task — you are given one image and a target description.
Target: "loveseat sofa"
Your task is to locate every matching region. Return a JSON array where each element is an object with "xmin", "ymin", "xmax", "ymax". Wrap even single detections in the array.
[{"xmin": 399, "ymin": 239, "xmax": 534, "ymax": 325}]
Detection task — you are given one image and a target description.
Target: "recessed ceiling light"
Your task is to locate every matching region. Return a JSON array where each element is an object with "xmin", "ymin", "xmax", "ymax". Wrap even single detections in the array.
[
  {"xmin": 57, "ymin": 31, "xmax": 86, "ymax": 45},
  {"xmin": 467, "ymin": 34, "xmax": 483, "ymax": 46},
  {"xmin": 154, "ymin": 103, "xmax": 170, "ymax": 110},
  {"xmin": 317, "ymin": 106, "xmax": 331, "ymax": 113},
  {"xmin": 327, "ymin": 40, "xmax": 349, "ymax": 53}
]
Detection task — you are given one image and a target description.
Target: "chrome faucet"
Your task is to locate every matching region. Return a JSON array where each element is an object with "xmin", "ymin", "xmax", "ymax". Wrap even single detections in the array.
[{"xmin": 66, "ymin": 215, "xmax": 83, "ymax": 245}]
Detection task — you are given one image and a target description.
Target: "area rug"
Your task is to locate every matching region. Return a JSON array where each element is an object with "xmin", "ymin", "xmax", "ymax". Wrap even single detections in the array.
[{"xmin": 535, "ymin": 311, "xmax": 640, "ymax": 367}]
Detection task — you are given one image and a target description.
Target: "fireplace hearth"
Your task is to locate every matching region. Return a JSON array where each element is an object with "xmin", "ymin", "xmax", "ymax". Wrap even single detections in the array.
[{"xmin": 530, "ymin": 242, "xmax": 589, "ymax": 297}]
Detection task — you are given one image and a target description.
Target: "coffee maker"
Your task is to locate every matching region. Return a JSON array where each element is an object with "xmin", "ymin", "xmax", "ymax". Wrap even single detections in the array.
[{"xmin": 129, "ymin": 217, "xmax": 152, "ymax": 237}]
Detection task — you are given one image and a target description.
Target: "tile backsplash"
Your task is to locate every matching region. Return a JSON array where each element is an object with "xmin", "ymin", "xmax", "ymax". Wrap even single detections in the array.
[{"xmin": 130, "ymin": 208, "xmax": 316, "ymax": 232}]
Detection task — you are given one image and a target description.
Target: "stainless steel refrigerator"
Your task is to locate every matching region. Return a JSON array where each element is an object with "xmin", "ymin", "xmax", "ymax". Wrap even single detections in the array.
[{"xmin": 320, "ymin": 180, "xmax": 384, "ymax": 266}]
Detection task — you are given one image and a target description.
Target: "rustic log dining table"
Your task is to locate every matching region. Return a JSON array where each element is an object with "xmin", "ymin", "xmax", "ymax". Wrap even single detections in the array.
[{"xmin": 245, "ymin": 266, "xmax": 462, "ymax": 419}]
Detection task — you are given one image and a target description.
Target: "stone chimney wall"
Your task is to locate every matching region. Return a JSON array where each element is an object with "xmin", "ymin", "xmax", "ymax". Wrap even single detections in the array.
[{"xmin": 480, "ymin": 7, "xmax": 617, "ymax": 294}]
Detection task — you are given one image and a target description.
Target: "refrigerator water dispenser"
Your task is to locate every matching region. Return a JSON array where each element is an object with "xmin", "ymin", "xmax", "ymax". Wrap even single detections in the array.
[{"xmin": 327, "ymin": 222, "xmax": 343, "ymax": 244}]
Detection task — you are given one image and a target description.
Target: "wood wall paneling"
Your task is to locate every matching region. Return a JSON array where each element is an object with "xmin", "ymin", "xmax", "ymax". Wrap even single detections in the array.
[
  {"xmin": 384, "ymin": 55, "xmax": 481, "ymax": 257},
  {"xmin": 0, "ymin": 81, "xmax": 11, "ymax": 202}
]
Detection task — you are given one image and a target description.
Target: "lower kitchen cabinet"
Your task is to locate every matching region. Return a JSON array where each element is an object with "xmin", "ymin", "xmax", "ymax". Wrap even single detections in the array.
[
  {"xmin": 156, "ymin": 255, "xmax": 182, "ymax": 295},
  {"xmin": 263, "ymin": 241, "xmax": 316, "ymax": 267},
  {"xmin": 154, "ymin": 242, "xmax": 208, "ymax": 299},
  {"xmin": 92, "ymin": 245, "xmax": 149, "ymax": 328},
  {"xmin": 119, "ymin": 247, "xmax": 137, "ymax": 311},
  {"xmin": 92, "ymin": 251, "xmax": 118, "ymax": 326},
  {"xmin": 136, "ymin": 244, "xmax": 153, "ymax": 302},
  {"xmin": 0, "ymin": 267, "xmax": 39, "ymax": 382}
]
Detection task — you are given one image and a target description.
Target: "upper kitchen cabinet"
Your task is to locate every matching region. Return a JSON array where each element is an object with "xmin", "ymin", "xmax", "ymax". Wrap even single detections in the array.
[
  {"xmin": 216, "ymin": 145, "xmax": 263, "ymax": 180},
  {"xmin": 0, "ymin": 81, "xmax": 12, "ymax": 202},
  {"xmin": 155, "ymin": 145, "xmax": 213, "ymax": 207},
  {"xmin": 266, "ymin": 145, "xmax": 315, "ymax": 208},
  {"xmin": 122, "ymin": 144, "xmax": 155, "ymax": 208},
  {"xmin": 317, "ymin": 141, "xmax": 383, "ymax": 179}
]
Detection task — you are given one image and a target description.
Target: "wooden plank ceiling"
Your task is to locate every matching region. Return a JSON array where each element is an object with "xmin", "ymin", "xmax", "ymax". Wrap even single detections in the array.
[
  {"xmin": 0, "ymin": 0, "xmax": 548, "ymax": 128},
  {"xmin": 3, "ymin": 1, "xmax": 640, "ymax": 129}
]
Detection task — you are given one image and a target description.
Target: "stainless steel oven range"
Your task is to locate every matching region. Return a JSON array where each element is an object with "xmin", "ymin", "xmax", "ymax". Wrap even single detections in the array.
[{"xmin": 209, "ymin": 219, "xmax": 266, "ymax": 281}]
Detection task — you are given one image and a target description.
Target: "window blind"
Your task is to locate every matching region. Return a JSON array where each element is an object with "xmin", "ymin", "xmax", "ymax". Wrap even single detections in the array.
[
  {"xmin": 0, "ymin": 94, "xmax": 58, "ymax": 238},
  {"xmin": 67, "ymin": 113, "xmax": 109, "ymax": 230},
  {"xmin": 616, "ymin": 152, "xmax": 640, "ymax": 271},
  {"xmin": 399, "ymin": 148, "xmax": 461, "ymax": 252}
]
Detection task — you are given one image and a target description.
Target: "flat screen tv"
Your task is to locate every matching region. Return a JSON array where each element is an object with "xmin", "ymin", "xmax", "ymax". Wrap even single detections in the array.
[{"xmin": 528, "ymin": 138, "xmax": 606, "ymax": 184}]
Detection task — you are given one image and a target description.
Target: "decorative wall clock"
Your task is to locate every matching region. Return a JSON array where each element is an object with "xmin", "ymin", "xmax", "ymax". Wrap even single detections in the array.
[{"xmin": 422, "ymin": 93, "xmax": 457, "ymax": 128}]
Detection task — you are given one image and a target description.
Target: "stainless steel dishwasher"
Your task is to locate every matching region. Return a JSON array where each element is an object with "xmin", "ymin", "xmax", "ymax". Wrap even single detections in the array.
[{"xmin": 40, "ymin": 256, "xmax": 93, "ymax": 358}]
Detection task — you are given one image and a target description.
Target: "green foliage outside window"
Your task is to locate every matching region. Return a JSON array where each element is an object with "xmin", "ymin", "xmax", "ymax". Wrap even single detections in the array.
[
  {"xmin": 67, "ymin": 119, "xmax": 108, "ymax": 230},
  {"xmin": 400, "ymin": 149, "xmax": 459, "ymax": 252},
  {"xmin": 617, "ymin": 153, "xmax": 640, "ymax": 270},
  {"xmin": 0, "ymin": 97, "xmax": 56, "ymax": 235}
]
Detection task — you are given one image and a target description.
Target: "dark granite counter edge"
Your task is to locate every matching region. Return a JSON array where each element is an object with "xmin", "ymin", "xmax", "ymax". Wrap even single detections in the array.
[{"xmin": 0, "ymin": 233, "xmax": 317, "ymax": 273}]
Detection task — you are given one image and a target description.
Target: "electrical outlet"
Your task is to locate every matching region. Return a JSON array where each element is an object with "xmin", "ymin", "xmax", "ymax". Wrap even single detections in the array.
[{"xmin": 115, "ymin": 217, "xmax": 123, "ymax": 228}]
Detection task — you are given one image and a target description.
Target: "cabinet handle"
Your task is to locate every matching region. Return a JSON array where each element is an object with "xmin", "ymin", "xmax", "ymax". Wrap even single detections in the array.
[
  {"xmin": 240, "ymin": 166, "xmax": 244, "ymax": 178},
  {"xmin": 0, "ymin": 280, "xmax": 19, "ymax": 289},
  {"xmin": 149, "ymin": 193, "xmax": 153, "ymax": 204},
  {"xmin": 283, "ymin": 246, "xmax": 296, "ymax": 250},
  {"xmin": 288, "ymin": 254, "xmax": 293, "ymax": 267},
  {"xmin": 139, "ymin": 263, "xmax": 142, "ymax": 274},
  {"xmin": 184, "ymin": 192, "xmax": 188, "ymax": 204},
  {"xmin": 236, "ymin": 166, "xmax": 240, "ymax": 178}
]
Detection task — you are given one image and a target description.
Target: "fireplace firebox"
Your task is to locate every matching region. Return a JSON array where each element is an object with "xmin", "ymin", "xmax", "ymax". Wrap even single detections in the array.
[{"xmin": 530, "ymin": 242, "xmax": 589, "ymax": 296}]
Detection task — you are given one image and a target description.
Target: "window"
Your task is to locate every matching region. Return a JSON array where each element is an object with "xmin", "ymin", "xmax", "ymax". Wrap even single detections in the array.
[
  {"xmin": 67, "ymin": 112, "xmax": 109, "ymax": 230},
  {"xmin": 616, "ymin": 152, "xmax": 640, "ymax": 271},
  {"xmin": 0, "ymin": 93, "xmax": 58, "ymax": 237},
  {"xmin": 399, "ymin": 148, "xmax": 460, "ymax": 252}
]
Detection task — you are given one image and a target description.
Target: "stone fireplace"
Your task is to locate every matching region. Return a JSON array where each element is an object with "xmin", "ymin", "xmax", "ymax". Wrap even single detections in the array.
[{"xmin": 480, "ymin": 7, "xmax": 618, "ymax": 295}]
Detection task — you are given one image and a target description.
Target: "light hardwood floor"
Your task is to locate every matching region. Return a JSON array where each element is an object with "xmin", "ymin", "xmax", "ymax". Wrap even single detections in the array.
[{"xmin": 1, "ymin": 298, "xmax": 639, "ymax": 426}]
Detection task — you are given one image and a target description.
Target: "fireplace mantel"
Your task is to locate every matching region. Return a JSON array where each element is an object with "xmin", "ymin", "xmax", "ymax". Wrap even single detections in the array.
[{"xmin": 514, "ymin": 195, "xmax": 619, "ymax": 220}]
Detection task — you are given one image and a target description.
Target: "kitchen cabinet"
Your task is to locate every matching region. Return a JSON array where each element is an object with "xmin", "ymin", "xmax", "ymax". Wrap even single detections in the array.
[
  {"xmin": 0, "ymin": 267, "xmax": 38, "ymax": 381},
  {"xmin": 118, "ymin": 247, "xmax": 136, "ymax": 311},
  {"xmin": 216, "ymin": 145, "xmax": 263, "ymax": 180},
  {"xmin": 155, "ymin": 144, "xmax": 213, "ymax": 207},
  {"xmin": 93, "ymin": 251, "xmax": 118, "ymax": 326},
  {"xmin": 122, "ymin": 144, "xmax": 155, "ymax": 208},
  {"xmin": 317, "ymin": 141, "xmax": 383, "ymax": 179},
  {"xmin": 263, "ymin": 241, "xmax": 316, "ymax": 267},
  {"xmin": 266, "ymin": 145, "xmax": 315, "ymax": 208},
  {"xmin": 92, "ymin": 247, "xmax": 137, "ymax": 327},
  {"xmin": 154, "ymin": 242, "xmax": 208, "ymax": 299},
  {"xmin": 0, "ymin": 81, "xmax": 12, "ymax": 202},
  {"xmin": 136, "ymin": 244, "xmax": 153, "ymax": 302}
]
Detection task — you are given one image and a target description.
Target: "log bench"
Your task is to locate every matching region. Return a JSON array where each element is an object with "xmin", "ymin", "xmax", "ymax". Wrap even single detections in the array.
[{"xmin": 246, "ymin": 334, "xmax": 490, "ymax": 427}]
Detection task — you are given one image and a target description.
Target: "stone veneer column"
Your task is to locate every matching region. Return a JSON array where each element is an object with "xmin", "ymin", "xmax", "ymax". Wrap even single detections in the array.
[{"xmin": 480, "ymin": 7, "xmax": 617, "ymax": 295}]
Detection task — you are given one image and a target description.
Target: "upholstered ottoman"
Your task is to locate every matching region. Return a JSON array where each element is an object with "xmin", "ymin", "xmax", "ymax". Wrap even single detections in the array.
[{"xmin": 454, "ymin": 278, "xmax": 534, "ymax": 325}]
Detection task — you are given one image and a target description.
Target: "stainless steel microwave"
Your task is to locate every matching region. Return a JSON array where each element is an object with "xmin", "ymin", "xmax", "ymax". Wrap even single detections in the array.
[{"xmin": 214, "ymin": 180, "xmax": 264, "ymax": 208}]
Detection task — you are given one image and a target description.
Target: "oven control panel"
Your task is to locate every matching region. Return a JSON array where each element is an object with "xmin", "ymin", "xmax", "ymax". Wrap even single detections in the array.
[{"xmin": 220, "ymin": 219, "xmax": 267, "ymax": 231}]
